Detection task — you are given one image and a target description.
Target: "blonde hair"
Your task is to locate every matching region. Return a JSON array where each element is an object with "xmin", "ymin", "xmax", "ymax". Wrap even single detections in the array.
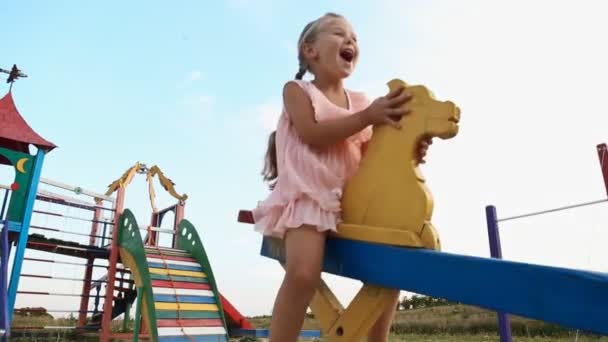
[
  {"xmin": 295, "ymin": 12, "xmax": 344, "ymax": 80},
  {"xmin": 261, "ymin": 13, "xmax": 345, "ymax": 190},
  {"xmin": 261, "ymin": 130, "xmax": 278, "ymax": 190}
]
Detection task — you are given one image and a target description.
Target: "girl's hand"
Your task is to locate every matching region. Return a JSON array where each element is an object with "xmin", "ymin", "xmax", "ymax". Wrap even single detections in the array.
[
  {"xmin": 363, "ymin": 86, "xmax": 412, "ymax": 128},
  {"xmin": 417, "ymin": 136, "xmax": 433, "ymax": 164},
  {"xmin": 363, "ymin": 86, "xmax": 433, "ymax": 163}
]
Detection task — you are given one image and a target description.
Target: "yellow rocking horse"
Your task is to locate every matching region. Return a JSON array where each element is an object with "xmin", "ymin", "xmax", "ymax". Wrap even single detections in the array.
[
  {"xmin": 309, "ymin": 78, "xmax": 461, "ymax": 341},
  {"xmin": 336, "ymin": 78, "xmax": 461, "ymax": 250}
]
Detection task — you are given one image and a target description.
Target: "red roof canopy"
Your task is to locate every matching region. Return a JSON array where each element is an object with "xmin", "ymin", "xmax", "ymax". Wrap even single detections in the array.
[{"xmin": 0, "ymin": 90, "xmax": 56, "ymax": 165}]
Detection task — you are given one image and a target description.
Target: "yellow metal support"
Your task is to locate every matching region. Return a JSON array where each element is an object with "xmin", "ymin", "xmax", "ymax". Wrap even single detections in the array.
[{"xmin": 104, "ymin": 163, "xmax": 188, "ymax": 213}]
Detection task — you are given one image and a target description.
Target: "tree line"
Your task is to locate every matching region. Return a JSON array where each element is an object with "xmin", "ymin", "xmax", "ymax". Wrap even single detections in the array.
[{"xmin": 398, "ymin": 294, "xmax": 457, "ymax": 310}]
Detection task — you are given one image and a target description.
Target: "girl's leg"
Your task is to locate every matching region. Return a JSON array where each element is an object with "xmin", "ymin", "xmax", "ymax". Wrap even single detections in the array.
[
  {"xmin": 269, "ymin": 225, "xmax": 327, "ymax": 342},
  {"xmin": 367, "ymin": 290, "xmax": 400, "ymax": 342}
]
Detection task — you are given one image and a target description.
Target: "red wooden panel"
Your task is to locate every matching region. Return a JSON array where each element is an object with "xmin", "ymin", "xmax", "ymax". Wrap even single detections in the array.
[
  {"xmin": 237, "ymin": 210, "xmax": 254, "ymax": 224},
  {"xmin": 146, "ymin": 254, "xmax": 198, "ymax": 263},
  {"xmin": 598, "ymin": 144, "xmax": 608, "ymax": 196},
  {"xmin": 151, "ymin": 280, "xmax": 211, "ymax": 290},
  {"xmin": 220, "ymin": 294, "xmax": 254, "ymax": 329}
]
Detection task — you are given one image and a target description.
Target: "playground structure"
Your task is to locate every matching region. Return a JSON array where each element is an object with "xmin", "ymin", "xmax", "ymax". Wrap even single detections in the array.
[
  {"xmin": 0, "ymin": 67, "xmax": 304, "ymax": 341},
  {"xmin": 238, "ymin": 79, "xmax": 608, "ymax": 341}
]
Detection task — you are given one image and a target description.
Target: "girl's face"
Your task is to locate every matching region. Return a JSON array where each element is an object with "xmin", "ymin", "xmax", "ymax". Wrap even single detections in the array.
[{"xmin": 303, "ymin": 17, "xmax": 359, "ymax": 80}]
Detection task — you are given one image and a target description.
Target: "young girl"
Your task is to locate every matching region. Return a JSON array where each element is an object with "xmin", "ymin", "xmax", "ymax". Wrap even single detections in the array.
[{"xmin": 252, "ymin": 12, "xmax": 432, "ymax": 342}]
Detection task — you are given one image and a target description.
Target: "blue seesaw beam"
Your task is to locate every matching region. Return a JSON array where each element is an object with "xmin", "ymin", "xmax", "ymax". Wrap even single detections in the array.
[{"xmin": 260, "ymin": 236, "xmax": 608, "ymax": 336}]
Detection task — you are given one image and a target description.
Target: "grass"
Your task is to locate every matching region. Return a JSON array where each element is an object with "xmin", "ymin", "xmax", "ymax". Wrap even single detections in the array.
[
  {"xmin": 246, "ymin": 304, "xmax": 607, "ymax": 341},
  {"xmin": 8, "ymin": 304, "xmax": 608, "ymax": 341},
  {"xmin": 230, "ymin": 336, "xmax": 608, "ymax": 342},
  {"xmin": 386, "ymin": 334, "xmax": 608, "ymax": 342}
]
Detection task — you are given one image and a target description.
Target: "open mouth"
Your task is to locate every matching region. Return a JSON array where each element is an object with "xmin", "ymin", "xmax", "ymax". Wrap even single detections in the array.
[{"xmin": 340, "ymin": 48, "xmax": 355, "ymax": 63}]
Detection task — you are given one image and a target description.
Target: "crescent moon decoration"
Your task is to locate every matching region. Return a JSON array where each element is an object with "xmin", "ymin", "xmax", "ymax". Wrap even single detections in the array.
[{"xmin": 15, "ymin": 158, "xmax": 28, "ymax": 174}]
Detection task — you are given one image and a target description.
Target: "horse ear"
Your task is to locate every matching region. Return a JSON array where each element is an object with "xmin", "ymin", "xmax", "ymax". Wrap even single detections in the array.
[{"xmin": 387, "ymin": 78, "xmax": 408, "ymax": 92}]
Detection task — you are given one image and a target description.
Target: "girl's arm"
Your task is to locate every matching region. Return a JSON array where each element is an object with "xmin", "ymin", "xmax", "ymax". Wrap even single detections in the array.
[{"xmin": 283, "ymin": 82, "xmax": 409, "ymax": 149}]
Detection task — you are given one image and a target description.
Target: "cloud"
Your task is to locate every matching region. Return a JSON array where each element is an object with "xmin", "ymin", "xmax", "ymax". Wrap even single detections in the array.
[{"xmin": 188, "ymin": 70, "xmax": 202, "ymax": 82}]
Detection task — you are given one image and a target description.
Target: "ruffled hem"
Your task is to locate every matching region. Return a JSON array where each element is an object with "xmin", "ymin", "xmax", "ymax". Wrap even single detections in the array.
[{"xmin": 252, "ymin": 192, "xmax": 341, "ymax": 239}]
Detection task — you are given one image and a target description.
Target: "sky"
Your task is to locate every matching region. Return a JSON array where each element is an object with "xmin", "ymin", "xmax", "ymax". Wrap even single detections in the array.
[{"xmin": 3, "ymin": 0, "xmax": 608, "ymax": 319}]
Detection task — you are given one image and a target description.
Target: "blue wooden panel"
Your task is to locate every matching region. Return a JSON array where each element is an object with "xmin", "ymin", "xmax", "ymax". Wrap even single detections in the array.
[
  {"xmin": 6, "ymin": 221, "xmax": 21, "ymax": 233},
  {"xmin": 260, "ymin": 236, "xmax": 608, "ymax": 336},
  {"xmin": 154, "ymin": 294, "xmax": 216, "ymax": 304},
  {"xmin": 8, "ymin": 149, "xmax": 45, "ymax": 323},
  {"xmin": 158, "ymin": 335, "xmax": 227, "ymax": 342},
  {"xmin": 148, "ymin": 262, "xmax": 203, "ymax": 272},
  {"xmin": 231, "ymin": 328, "xmax": 321, "ymax": 338}
]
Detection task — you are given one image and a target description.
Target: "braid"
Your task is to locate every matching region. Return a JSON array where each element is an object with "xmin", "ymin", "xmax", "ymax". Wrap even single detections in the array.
[{"xmin": 295, "ymin": 64, "xmax": 307, "ymax": 80}]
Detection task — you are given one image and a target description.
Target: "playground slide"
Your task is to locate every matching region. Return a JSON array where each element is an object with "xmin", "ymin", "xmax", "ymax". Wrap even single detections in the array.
[
  {"xmin": 117, "ymin": 209, "xmax": 229, "ymax": 342},
  {"xmin": 219, "ymin": 294, "xmax": 254, "ymax": 331}
]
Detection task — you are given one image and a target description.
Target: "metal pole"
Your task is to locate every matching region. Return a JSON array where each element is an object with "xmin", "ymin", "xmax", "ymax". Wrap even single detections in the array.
[
  {"xmin": 0, "ymin": 190, "xmax": 8, "ymax": 338},
  {"xmin": 1, "ymin": 222, "xmax": 9, "ymax": 339},
  {"xmin": 101, "ymin": 187, "xmax": 125, "ymax": 341},
  {"xmin": 174, "ymin": 203, "xmax": 184, "ymax": 249},
  {"xmin": 486, "ymin": 205, "xmax": 512, "ymax": 342},
  {"xmin": 101, "ymin": 221, "xmax": 108, "ymax": 248},
  {"xmin": 93, "ymin": 285, "xmax": 101, "ymax": 316},
  {"xmin": 597, "ymin": 143, "xmax": 608, "ymax": 196},
  {"xmin": 80, "ymin": 205, "xmax": 101, "ymax": 326},
  {"xmin": 0, "ymin": 189, "xmax": 9, "ymax": 220},
  {"xmin": 497, "ymin": 199, "xmax": 607, "ymax": 222},
  {"xmin": 38, "ymin": 177, "xmax": 115, "ymax": 203}
]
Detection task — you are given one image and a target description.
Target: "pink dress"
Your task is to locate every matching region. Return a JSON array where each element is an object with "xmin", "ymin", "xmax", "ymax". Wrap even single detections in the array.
[{"xmin": 252, "ymin": 80, "xmax": 373, "ymax": 238}]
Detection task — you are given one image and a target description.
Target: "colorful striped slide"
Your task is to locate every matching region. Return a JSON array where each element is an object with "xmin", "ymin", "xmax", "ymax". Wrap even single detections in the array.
[{"xmin": 117, "ymin": 209, "xmax": 228, "ymax": 342}]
